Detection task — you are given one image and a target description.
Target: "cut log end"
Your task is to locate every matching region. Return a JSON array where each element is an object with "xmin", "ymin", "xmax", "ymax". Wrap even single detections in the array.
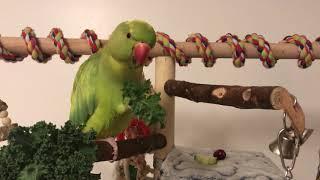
[{"xmin": 270, "ymin": 87, "xmax": 286, "ymax": 110}]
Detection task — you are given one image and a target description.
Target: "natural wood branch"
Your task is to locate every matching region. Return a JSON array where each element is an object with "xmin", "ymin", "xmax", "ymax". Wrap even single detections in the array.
[
  {"xmin": 1, "ymin": 37, "xmax": 320, "ymax": 59},
  {"xmin": 95, "ymin": 134, "xmax": 167, "ymax": 162},
  {"xmin": 0, "ymin": 99, "xmax": 8, "ymax": 112},
  {"xmin": 164, "ymin": 80, "xmax": 305, "ymax": 135},
  {"xmin": 0, "ymin": 123, "xmax": 18, "ymax": 141}
]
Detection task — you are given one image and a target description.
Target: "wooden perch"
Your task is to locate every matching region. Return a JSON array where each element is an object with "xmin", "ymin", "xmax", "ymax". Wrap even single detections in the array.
[
  {"xmin": 1, "ymin": 37, "xmax": 320, "ymax": 59},
  {"xmin": 164, "ymin": 80, "xmax": 305, "ymax": 136},
  {"xmin": 0, "ymin": 122, "xmax": 166, "ymax": 161},
  {"xmin": 95, "ymin": 133, "xmax": 167, "ymax": 162}
]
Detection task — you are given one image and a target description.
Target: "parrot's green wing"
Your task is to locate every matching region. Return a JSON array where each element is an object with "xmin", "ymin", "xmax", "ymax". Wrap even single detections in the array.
[{"xmin": 69, "ymin": 53, "xmax": 99, "ymax": 126}]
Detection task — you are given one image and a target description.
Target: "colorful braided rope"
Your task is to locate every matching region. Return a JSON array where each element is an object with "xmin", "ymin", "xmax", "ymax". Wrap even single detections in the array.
[
  {"xmin": 314, "ymin": 37, "xmax": 320, "ymax": 62},
  {"xmin": 156, "ymin": 32, "xmax": 191, "ymax": 66},
  {"xmin": 282, "ymin": 34, "xmax": 314, "ymax": 68},
  {"xmin": 217, "ymin": 33, "xmax": 245, "ymax": 68},
  {"xmin": 48, "ymin": 28, "xmax": 80, "ymax": 64},
  {"xmin": 245, "ymin": 33, "xmax": 277, "ymax": 68},
  {"xmin": 21, "ymin": 27, "xmax": 51, "ymax": 63},
  {"xmin": 186, "ymin": 33, "xmax": 216, "ymax": 67},
  {"xmin": 0, "ymin": 28, "xmax": 318, "ymax": 69},
  {"xmin": 315, "ymin": 37, "xmax": 320, "ymax": 44},
  {"xmin": 0, "ymin": 35, "xmax": 24, "ymax": 62},
  {"xmin": 80, "ymin": 29, "xmax": 101, "ymax": 53}
]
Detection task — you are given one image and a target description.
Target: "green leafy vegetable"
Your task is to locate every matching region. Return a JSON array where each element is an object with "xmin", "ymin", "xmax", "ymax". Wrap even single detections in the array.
[
  {"xmin": 129, "ymin": 164, "xmax": 137, "ymax": 180},
  {"xmin": 122, "ymin": 79, "xmax": 166, "ymax": 127},
  {"xmin": 0, "ymin": 121, "xmax": 100, "ymax": 180},
  {"xmin": 18, "ymin": 164, "xmax": 47, "ymax": 180}
]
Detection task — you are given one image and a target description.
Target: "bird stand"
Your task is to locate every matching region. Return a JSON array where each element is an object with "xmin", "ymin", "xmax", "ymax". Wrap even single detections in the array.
[{"xmin": 0, "ymin": 28, "xmax": 317, "ymax": 180}]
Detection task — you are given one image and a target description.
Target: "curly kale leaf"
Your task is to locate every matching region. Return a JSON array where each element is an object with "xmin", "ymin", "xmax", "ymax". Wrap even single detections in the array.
[
  {"xmin": 18, "ymin": 163, "xmax": 48, "ymax": 180},
  {"xmin": 0, "ymin": 121, "xmax": 100, "ymax": 180},
  {"xmin": 122, "ymin": 79, "xmax": 166, "ymax": 127},
  {"xmin": 0, "ymin": 144, "xmax": 32, "ymax": 180}
]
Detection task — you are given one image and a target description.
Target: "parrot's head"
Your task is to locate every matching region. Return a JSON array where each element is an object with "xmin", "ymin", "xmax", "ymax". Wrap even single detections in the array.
[{"xmin": 106, "ymin": 20, "xmax": 156, "ymax": 67}]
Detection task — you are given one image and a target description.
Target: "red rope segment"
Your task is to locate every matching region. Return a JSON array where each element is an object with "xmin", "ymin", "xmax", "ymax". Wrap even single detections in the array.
[
  {"xmin": 80, "ymin": 29, "xmax": 101, "ymax": 53},
  {"xmin": 21, "ymin": 27, "xmax": 51, "ymax": 63},
  {"xmin": 186, "ymin": 33, "xmax": 216, "ymax": 67},
  {"xmin": 48, "ymin": 28, "xmax": 80, "ymax": 64},
  {"xmin": 314, "ymin": 37, "xmax": 320, "ymax": 60},
  {"xmin": 217, "ymin": 33, "xmax": 245, "ymax": 68},
  {"xmin": 156, "ymin": 32, "xmax": 191, "ymax": 66},
  {"xmin": 282, "ymin": 34, "xmax": 314, "ymax": 68},
  {"xmin": 245, "ymin": 33, "xmax": 277, "ymax": 68},
  {"xmin": 0, "ymin": 35, "xmax": 24, "ymax": 62}
]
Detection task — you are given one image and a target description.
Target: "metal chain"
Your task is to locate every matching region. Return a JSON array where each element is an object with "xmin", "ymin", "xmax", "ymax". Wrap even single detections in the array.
[
  {"xmin": 278, "ymin": 96, "xmax": 300, "ymax": 180},
  {"xmin": 277, "ymin": 127, "xmax": 300, "ymax": 180},
  {"xmin": 316, "ymin": 150, "xmax": 320, "ymax": 180}
]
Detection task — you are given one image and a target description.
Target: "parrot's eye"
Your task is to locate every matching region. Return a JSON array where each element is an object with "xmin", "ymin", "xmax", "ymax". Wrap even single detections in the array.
[{"xmin": 126, "ymin": 33, "xmax": 131, "ymax": 39}]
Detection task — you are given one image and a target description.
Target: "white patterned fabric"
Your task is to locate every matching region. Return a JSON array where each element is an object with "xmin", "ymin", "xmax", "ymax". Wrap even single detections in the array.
[{"xmin": 160, "ymin": 146, "xmax": 284, "ymax": 180}]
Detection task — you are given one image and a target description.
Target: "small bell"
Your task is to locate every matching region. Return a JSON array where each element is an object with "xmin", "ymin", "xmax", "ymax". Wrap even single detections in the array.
[
  {"xmin": 269, "ymin": 128, "xmax": 313, "ymax": 159},
  {"xmin": 270, "ymin": 97, "xmax": 314, "ymax": 179},
  {"xmin": 269, "ymin": 110, "xmax": 313, "ymax": 159}
]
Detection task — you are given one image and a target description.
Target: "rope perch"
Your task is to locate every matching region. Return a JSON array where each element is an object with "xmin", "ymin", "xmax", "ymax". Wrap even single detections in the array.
[
  {"xmin": 156, "ymin": 32, "xmax": 191, "ymax": 66},
  {"xmin": 186, "ymin": 33, "xmax": 216, "ymax": 67},
  {"xmin": 282, "ymin": 34, "xmax": 314, "ymax": 68},
  {"xmin": 1, "ymin": 28, "xmax": 101, "ymax": 64},
  {"xmin": 245, "ymin": 33, "xmax": 278, "ymax": 68},
  {"xmin": 0, "ymin": 29, "xmax": 319, "ymax": 68},
  {"xmin": 218, "ymin": 33, "xmax": 246, "ymax": 67}
]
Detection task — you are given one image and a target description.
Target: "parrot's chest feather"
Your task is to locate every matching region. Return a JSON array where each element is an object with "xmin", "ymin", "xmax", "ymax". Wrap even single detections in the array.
[
  {"xmin": 101, "ymin": 53, "xmax": 142, "ymax": 81},
  {"xmin": 95, "ymin": 55, "xmax": 142, "ymax": 137}
]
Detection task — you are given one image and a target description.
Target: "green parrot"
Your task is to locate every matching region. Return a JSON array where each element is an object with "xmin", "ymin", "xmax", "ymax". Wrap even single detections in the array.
[{"xmin": 69, "ymin": 20, "xmax": 156, "ymax": 138}]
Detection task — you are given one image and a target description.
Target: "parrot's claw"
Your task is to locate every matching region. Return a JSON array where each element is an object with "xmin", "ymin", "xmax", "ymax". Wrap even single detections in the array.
[
  {"xmin": 106, "ymin": 137, "xmax": 118, "ymax": 162},
  {"xmin": 116, "ymin": 103, "xmax": 129, "ymax": 114}
]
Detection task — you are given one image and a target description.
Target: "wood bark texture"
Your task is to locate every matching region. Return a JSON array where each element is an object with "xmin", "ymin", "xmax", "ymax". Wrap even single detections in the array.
[
  {"xmin": 164, "ymin": 80, "xmax": 305, "ymax": 135},
  {"xmin": 95, "ymin": 133, "xmax": 167, "ymax": 162}
]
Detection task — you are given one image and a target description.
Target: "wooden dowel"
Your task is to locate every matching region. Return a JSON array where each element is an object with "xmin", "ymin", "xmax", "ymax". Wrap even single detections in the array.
[
  {"xmin": 164, "ymin": 80, "xmax": 305, "ymax": 136},
  {"xmin": 1, "ymin": 36, "xmax": 320, "ymax": 59}
]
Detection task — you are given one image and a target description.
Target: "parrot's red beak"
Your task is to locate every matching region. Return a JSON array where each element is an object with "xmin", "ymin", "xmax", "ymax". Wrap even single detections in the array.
[{"xmin": 133, "ymin": 42, "xmax": 151, "ymax": 66}]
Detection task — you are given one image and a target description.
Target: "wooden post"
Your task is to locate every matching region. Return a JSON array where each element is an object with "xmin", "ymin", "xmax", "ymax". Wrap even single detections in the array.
[{"xmin": 153, "ymin": 57, "xmax": 175, "ymax": 179}]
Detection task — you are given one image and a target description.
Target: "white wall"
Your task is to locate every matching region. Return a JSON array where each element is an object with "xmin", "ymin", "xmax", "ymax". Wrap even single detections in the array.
[{"xmin": 0, "ymin": 0, "xmax": 319, "ymax": 179}]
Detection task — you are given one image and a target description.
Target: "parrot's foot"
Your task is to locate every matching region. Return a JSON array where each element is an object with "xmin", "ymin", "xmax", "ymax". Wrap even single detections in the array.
[
  {"xmin": 116, "ymin": 103, "xmax": 129, "ymax": 114},
  {"xmin": 106, "ymin": 137, "xmax": 118, "ymax": 162}
]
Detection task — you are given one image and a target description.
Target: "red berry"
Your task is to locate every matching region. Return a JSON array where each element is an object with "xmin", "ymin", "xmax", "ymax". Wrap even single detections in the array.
[
  {"xmin": 213, "ymin": 149, "xmax": 226, "ymax": 160},
  {"xmin": 115, "ymin": 132, "xmax": 125, "ymax": 141}
]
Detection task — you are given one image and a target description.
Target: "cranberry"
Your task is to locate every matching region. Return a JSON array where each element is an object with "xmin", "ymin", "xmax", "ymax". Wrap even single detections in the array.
[{"xmin": 213, "ymin": 149, "xmax": 226, "ymax": 160}]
